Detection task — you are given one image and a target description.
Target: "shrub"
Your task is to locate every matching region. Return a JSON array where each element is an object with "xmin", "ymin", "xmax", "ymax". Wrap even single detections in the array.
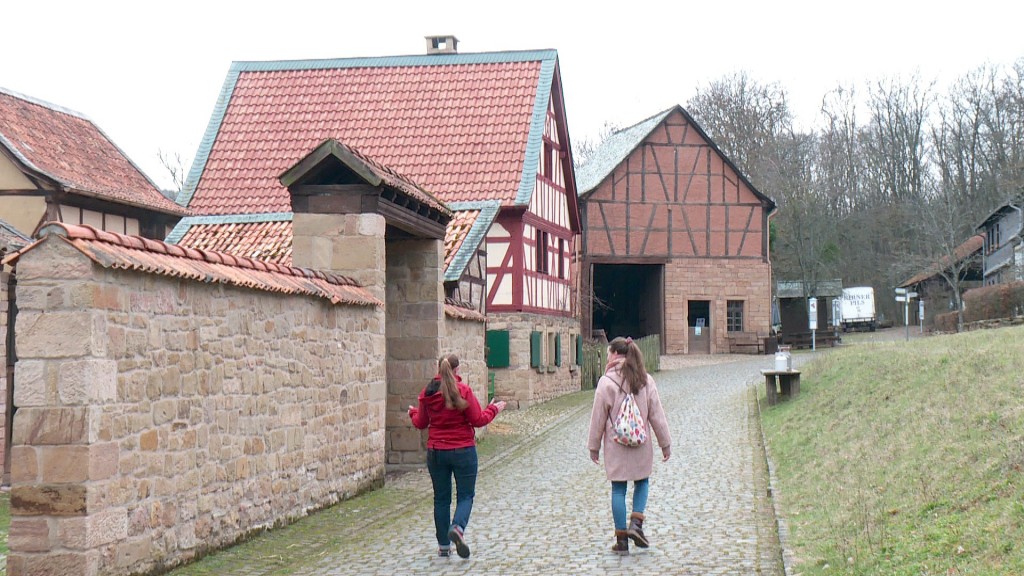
[
  {"xmin": 962, "ymin": 280, "xmax": 1024, "ymax": 323},
  {"xmin": 933, "ymin": 310, "xmax": 958, "ymax": 332}
]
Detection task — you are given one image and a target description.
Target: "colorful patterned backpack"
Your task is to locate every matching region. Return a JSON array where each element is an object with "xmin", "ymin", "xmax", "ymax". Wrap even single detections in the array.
[{"xmin": 611, "ymin": 382, "xmax": 647, "ymax": 447}]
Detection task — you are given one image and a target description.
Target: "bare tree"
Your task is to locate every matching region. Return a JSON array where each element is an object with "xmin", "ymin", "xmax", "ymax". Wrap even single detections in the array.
[
  {"xmin": 572, "ymin": 121, "xmax": 620, "ymax": 169},
  {"xmin": 157, "ymin": 149, "xmax": 191, "ymax": 198}
]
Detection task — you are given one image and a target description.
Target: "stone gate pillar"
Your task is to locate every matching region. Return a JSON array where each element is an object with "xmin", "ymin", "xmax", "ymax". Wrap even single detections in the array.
[{"xmin": 384, "ymin": 239, "xmax": 444, "ymax": 467}]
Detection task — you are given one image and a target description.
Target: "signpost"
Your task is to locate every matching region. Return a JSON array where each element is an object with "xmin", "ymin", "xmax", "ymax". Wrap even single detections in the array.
[
  {"xmin": 895, "ymin": 288, "xmax": 917, "ymax": 342},
  {"xmin": 808, "ymin": 297, "xmax": 818, "ymax": 351}
]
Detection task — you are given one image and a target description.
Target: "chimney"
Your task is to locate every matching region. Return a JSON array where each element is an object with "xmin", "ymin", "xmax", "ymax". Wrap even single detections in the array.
[{"xmin": 425, "ymin": 35, "xmax": 459, "ymax": 54}]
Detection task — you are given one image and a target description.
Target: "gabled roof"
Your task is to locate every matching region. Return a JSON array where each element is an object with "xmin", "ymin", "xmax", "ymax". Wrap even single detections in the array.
[
  {"xmin": 444, "ymin": 201, "xmax": 500, "ymax": 282},
  {"xmin": 899, "ymin": 234, "xmax": 984, "ymax": 288},
  {"xmin": 165, "ymin": 213, "xmax": 293, "ymax": 264},
  {"xmin": 576, "ymin": 108, "xmax": 673, "ymax": 195},
  {"xmin": 4, "ymin": 222, "xmax": 377, "ymax": 306},
  {"xmin": 776, "ymin": 279, "xmax": 844, "ymax": 298},
  {"xmin": 178, "ymin": 49, "xmax": 563, "ymax": 214},
  {"xmin": 977, "ymin": 195, "xmax": 1023, "ymax": 229},
  {"xmin": 575, "ymin": 104, "xmax": 775, "ymax": 211},
  {"xmin": 0, "ymin": 87, "xmax": 186, "ymax": 216},
  {"xmin": 0, "ymin": 217, "xmax": 31, "ymax": 252}
]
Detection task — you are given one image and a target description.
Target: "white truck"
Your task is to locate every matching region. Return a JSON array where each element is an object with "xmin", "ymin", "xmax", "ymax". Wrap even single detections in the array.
[{"xmin": 839, "ymin": 286, "xmax": 877, "ymax": 332}]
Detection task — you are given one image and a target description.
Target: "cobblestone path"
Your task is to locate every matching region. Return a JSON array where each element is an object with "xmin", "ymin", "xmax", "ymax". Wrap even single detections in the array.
[{"xmin": 169, "ymin": 355, "xmax": 786, "ymax": 576}]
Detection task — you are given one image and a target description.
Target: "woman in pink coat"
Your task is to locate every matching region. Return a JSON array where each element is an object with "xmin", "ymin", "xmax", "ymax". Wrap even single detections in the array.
[{"xmin": 587, "ymin": 336, "xmax": 672, "ymax": 555}]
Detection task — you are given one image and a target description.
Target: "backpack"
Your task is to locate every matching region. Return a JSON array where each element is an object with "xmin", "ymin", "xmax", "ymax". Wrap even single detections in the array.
[{"xmin": 610, "ymin": 381, "xmax": 647, "ymax": 447}]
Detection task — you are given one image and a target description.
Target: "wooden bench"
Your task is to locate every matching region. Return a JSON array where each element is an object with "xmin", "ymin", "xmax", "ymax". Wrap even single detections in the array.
[
  {"xmin": 761, "ymin": 369, "xmax": 801, "ymax": 405},
  {"xmin": 727, "ymin": 331, "xmax": 764, "ymax": 354},
  {"xmin": 782, "ymin": 331, "xmax": 839, "ymax": 350}
]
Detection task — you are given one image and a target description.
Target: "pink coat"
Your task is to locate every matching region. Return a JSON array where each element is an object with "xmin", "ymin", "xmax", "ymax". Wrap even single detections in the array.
[{"xmin": 587, "ymin": 367, "xmax": 672, "ymax": 481}]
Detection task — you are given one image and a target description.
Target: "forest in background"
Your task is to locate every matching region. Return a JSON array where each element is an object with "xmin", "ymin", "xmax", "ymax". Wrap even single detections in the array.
[{"xmin": 576, "ymin": 57, "xmax": 1024, "ymax": 323}]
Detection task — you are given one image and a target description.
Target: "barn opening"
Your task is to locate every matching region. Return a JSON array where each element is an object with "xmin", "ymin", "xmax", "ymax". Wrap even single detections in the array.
[{"xmin": 591, "ymin": 263, "xmax": 663, "ymax": 343}]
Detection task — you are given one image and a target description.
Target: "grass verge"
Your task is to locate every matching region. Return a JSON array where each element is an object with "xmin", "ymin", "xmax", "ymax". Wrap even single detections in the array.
[{"xmin": 762, "ymin": 325, "xmax": 1024, "ymax": 575}]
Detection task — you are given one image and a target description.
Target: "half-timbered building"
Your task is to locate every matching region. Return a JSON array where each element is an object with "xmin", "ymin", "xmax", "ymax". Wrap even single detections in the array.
[
  {"xmin": 0, "ymin": 87, "xmax": 186, "ymax": 241},
  {"xmin": 173, "ymin": 37, "xmax": 581, "ymax": 411},
  {"xmin": 576, "ymin": 105, "xmax": 775, "ymax": 354}
]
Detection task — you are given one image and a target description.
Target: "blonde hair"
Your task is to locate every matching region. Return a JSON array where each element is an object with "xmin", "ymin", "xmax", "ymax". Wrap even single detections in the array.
[
  {"xmin": 438, "ymin": 354, "xmax": 469, "ymax": 411},
  {"xmin": 608, "ymin": 337, "xmax": 647, "ymax": 394}
]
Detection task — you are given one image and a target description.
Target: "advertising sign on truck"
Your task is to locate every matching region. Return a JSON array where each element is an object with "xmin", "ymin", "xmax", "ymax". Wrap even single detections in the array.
[{"xmin": 839, "ymin": 286, "xmax": 877, "ymax": 332}]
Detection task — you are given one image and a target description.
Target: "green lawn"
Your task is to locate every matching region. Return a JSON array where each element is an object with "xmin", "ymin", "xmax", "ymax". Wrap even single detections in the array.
[{"xmin": 762, "ymin": 325, "xmax": 1024, "ymax": 575}]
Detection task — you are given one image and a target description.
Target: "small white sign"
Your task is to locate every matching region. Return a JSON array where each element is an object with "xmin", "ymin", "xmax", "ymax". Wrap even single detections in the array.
[
  {"xmin": 895, "ymin": 288, "xmax": 907, "ymax": 295},
  {"xmin": 808, "ymin": 297, "xmax": 818, "ymax": 330},
  {"xmin": 896, "ymin": 296, "xmax": 907, "ymax": 302}
]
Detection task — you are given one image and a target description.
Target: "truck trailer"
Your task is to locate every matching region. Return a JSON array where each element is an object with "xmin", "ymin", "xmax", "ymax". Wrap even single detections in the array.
[{"xmin": 839, "ymin": 286, "xmax": 877, "ymax": 332}]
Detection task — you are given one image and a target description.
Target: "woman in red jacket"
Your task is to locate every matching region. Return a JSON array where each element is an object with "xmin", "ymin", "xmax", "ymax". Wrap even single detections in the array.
[{"xmin": 409, "ymin": 354, "xmax": 506, "ymax": 558}]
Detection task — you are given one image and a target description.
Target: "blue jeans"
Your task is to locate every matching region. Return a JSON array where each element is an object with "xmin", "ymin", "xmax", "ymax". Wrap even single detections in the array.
[
  {"xmin": 426, "ymin": 447, "xmax": 478, "ymax": 545},
  {"xmin": 611, "ymin": 478, "xmax": 649, "ymax": 530}
]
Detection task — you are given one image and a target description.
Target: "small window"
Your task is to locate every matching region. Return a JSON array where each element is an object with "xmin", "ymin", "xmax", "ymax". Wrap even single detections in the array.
[
  {"xmin": 536, "ymin": 230, "xmax": 549, "ymax": 275},
  {"xmin": 727, "ymin": 300, "xmax": 744, "ymax": 332},
  {"xmin": 558, "ymin": 238, "xmax": 566, "ymax": 279},
  {"xmin": 530, "ymin": 331, "xmax": 543, "ymax": 368},
  {"xmin": 543, "ymin": 140, "xmax": 554, "ymax": 180}
]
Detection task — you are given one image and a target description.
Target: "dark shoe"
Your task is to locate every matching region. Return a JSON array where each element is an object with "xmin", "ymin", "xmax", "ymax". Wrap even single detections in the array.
[
  {"xmin": 612, "ymin": 529, "xmax": 630, "ymax": 555},
  {"xmin": 438, "ymin": 546, "xmax": 451, "ymax": 557},
  {"xmin": 448, "ymin": 525, "xmax": 470, "ymax": 558},
  {"xmin": 627, "ymin": 512, "xmax": 649, "ymax": 548}
]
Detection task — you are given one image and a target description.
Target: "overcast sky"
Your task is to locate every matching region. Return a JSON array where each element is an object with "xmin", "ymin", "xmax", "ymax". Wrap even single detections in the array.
[{"xmin": 3, "ymin": 0, "xmax": 1023, "ymax": 191}]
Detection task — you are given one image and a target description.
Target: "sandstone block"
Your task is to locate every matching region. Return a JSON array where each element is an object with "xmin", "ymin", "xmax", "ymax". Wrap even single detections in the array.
[
  {"xmin": 12, "ymin": 407, "xmax": 89, "ymax": 445},
  {"xmin": 11, "ymin": 484, "xmax": 88, "ymax": 516},
  {"xmin": 57, "ymin": 359, "xmax": 117, "ymax": 404},
  {"xmin": 6, "ymin": 550, "xmax": 99, "ymax": 576},
  {"xmin": 16, "ymin": 311, "xmax": 100, "ymax": 358},
  {"xmin": 10, "ymin": 446, "xmax": 38, "ymax": 484},
  {"xmin": 38, "ymin": 446, "xmax": 90, "ymax": 483},
  {"xmin": 57, "ymin": 506, "xmax": 128, "ymax": 549},
  {"xmin": 8, "ymin": 517, "xmax": 52, "ymax": 552},
  {"xmin": 13, "ymin": 360, "xmax": 49, "ymax": 407}
]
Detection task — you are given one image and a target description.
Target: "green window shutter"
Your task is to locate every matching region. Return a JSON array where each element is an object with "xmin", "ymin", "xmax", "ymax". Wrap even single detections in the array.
[
  {"xmin": 486, "ymin": 330, "xmax": 510, "ymax": 368},
  {"xmin": 555, "ymin": 333, "xmax": 562, "ymax": 366},
  {"xmin": 576, "ymin": 334, "xmax": 583, "ymax": 366},
  {"xmin": 530, "ymin": 331, "xmax": 542, "ymax": 368}
]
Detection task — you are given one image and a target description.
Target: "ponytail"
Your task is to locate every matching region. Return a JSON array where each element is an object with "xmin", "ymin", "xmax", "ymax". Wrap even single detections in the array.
[
  {"xmin": 438, "ymin": 355, "xmax": 469, "ymax": 411},
  {"xmin": 608, "ymin": 337, "xmax": 647, "ymax": 394}
]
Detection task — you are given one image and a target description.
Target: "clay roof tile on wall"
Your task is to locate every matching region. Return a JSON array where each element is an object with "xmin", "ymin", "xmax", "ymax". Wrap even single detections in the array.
[{"xmin": 3, "ymin": 222, "xmax": 378, "ymax": 307}]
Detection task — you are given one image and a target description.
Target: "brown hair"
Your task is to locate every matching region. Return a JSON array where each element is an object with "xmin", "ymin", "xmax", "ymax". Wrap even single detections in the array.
[
  {"xmin": 608, "ymin": 337, "xmax": 647, "ymax": 394},
  {"xmin": 438, "ymin": 354, "xmax": 469, "ymax": 411}
]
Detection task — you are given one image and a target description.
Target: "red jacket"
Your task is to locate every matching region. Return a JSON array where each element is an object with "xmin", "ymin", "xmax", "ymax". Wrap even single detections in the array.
[{"xmin": 409, "ymin": 374, "xmax": 499, "ymax": 449}]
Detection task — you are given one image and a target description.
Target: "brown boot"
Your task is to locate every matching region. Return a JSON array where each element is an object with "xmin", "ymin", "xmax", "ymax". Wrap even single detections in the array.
[
  {"xmin": 627, "ymin": 512, "xmax": 649, "ymax": 548},
  {"xmin": 611, "ymin": 529, "xmax": 630, "ymax": 555}
]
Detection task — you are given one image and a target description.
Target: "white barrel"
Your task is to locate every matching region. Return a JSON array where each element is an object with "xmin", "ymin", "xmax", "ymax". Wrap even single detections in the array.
[{"xmin": 774, "ymin": 351, "xmax": 789, "ymax": 371}]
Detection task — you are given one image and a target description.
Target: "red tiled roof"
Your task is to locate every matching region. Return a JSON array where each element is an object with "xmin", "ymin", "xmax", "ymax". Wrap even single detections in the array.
[
  {"xmin": 444, "ymin": 299, "xmax": 486, "ymax": 322},
  {"xmin": 900, "ymin": 234, "xmax": 984, "ymax": 287},
  {"xmin": 0, "ymin": 88, "xmax": 186, "ymax": 216},
  {"xmin": 186, "ymin": 55, "xmax": 550, "ymax": 215},
  {"xmin": 281, "ymin": 138, "xmax": 450, "ymax": 216},
  {"xmin": 4, "ymin": 222, "xmax": 377, "ymax": 307},
  {"xmin": 176, "ymin": 220, "xmax": 293, "ymax": 265},
  {"xmin": 445, "ymin": 208, "xmax": 482, "ymax": 271}
]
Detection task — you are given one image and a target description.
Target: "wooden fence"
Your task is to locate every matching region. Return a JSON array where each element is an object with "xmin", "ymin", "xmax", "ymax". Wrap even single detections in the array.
[{"xmin": 580, "ymin": 334, "xmax": 661, "ymax": 389}]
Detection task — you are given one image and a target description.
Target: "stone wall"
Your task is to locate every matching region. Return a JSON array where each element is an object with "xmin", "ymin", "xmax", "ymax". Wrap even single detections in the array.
[
  {"xmin": 486, "ymin": 312, "xmax": 580, "ymax": 409},
  {"xmin": 0, "ymin": 270, "xmax": 9, "ymax": 482},
  {"xmin": 6, "ymin": 239, "xmax": 386, "ymax": 576},
  {"xmin": 443, "ymin": 315, "xmax": 487, "ymax": 406},
  {"xmin": 664, "ymin": 258, "xmax": 772, "ymax": 354}
]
